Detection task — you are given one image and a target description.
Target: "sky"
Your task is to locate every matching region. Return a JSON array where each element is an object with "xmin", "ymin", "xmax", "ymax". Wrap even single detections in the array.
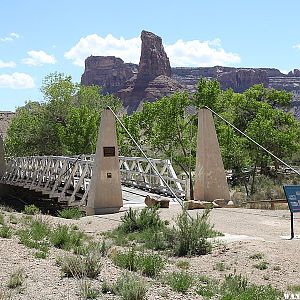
[{"xmin": 1, "ymin": 0, "xmax": 300, "ymax": 112}]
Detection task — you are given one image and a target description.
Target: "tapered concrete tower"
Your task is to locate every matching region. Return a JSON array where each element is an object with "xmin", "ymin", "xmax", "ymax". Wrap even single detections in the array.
[
  {"xmin": 86, "ymin": 109, "xmax": 123, "ymax": 215},
  {"xmin": 194, "ymin": 109, "xmax": 230, "ymax": 202},
  {"xmin": 0, "ymin": 135, "xmax": 6, "ymax": 178}
]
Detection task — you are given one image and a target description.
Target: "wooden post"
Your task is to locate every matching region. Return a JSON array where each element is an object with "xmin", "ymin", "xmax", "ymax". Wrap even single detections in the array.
[
  {"xmin": 194, "ymin": 109, "xmax": 230, "ymax": 202},
  {"xmin": 86, "ymin": 109, "xmax": 123, "ymax": 215}
]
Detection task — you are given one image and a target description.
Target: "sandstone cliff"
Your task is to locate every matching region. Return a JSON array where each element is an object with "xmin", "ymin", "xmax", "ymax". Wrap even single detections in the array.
[{"xmin": 80, "ymin": 31, "xmax": 300, "ymax": 119}]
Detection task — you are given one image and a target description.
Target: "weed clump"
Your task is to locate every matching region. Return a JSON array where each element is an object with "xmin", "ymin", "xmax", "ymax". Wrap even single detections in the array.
[
  {"xmin": 58, "ymin": 207, "xmax": 82, "ymax": 219},
  {"xmin": 166, "ymin": 271, "xmax": 193, "ymax": 293},
  {"xmin": 23, "ymin": 204, "xmax": 40, "ymax": 215},
  {"xmin": 173, "ymin": 209, "xmax": 218, "ymax": 256},
  {"xmin": 0, "ymin": 225, "xmax": 12, "ymax": 238},
  {"xmin": 112, "ymin": 247, "xmax": 165, "ymax": 277},
  {"xmin": 50, "ymin": 225, "xmax": 86, "ymax": 251},
  {"xmin": 113, "ymin": 272, "xmax": 147, "ymax": 300},
  {"xmin": 7, "ymin": 268, "xmax": 25, "ymax": 289}
]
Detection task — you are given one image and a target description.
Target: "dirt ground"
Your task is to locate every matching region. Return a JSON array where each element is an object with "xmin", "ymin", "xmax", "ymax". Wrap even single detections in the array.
[{"xmin": 0, "ymin": 205, "xmax": 299, "ymax": 299}]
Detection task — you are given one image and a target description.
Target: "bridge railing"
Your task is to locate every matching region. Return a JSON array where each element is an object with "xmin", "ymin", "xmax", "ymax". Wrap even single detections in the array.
[{"xmin": 0, "ymin": 155, "xmax": 186, "ymax": 206}]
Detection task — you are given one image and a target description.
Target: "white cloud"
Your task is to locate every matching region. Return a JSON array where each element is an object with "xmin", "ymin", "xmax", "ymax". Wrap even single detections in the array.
[
  {"xmin": 64, "ymin": 33, "xmax": 240, "ymax": 68},
  {"xmin": 0, "ymin": 32, "xmax": 20, "ymax": 42},
  {"xmin": 64, "ymin": 34, "xmax": 140, "ymax": 66},
  {"xmin": 166, "ymin": 39, "xmax": 240, "ymax": 67},
  {"xmin": 0, "ymin": 60, "xmax": 16, "ymax": 68},
  {"xmin": 0, "ymin": 72, "xmax": 35, "ymax": 89},
  {"xmin": 22, "ymin": 50, "xmax": 56, "ymax": 66},
  {"xmin": 293, "ymin": 44, "xmax": 300, "ymax": 50}
]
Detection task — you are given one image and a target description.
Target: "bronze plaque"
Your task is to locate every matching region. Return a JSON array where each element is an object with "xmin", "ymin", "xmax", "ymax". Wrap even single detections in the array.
[{"xmin": 103, "ymin": 146, "xmax": 115, "ymax": 157}]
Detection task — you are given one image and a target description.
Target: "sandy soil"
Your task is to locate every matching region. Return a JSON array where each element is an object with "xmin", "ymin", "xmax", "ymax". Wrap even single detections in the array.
[{"xmin": 0, "ymin": 205, "xmax": 299, "ymax": 299}]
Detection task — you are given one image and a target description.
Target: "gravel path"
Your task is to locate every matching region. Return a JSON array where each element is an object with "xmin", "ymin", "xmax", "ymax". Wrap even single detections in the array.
[{"xmin": 0, "ymin": 206, "xmax": 299, "ymax": 299}]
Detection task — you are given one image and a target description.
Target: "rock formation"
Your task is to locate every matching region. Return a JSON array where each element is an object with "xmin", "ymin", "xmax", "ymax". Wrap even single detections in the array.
[
  {"xmin": 81, "ymin": 30, "xmax": 300, "ymax": 119},
  {"xmin": 81, "ymin": 56, "xmax": 137, "ymax": 94},
  {"xmin": 217, "ymin": 69, "xmax": 269, "ymax": 93},
  {"xmin": 134, "ymin": 30, "xmax": 171, "ymax": 90}
]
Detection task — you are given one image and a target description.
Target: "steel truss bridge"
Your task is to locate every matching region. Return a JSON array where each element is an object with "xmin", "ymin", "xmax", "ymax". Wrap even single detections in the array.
[{"xmin": 0, "ymin": 155, "xmax": 186, "ymax": 207}]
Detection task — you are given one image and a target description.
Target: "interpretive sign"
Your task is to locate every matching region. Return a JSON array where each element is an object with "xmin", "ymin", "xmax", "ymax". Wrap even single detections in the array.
[
  {"xmin": 283, "ymin": 185, "xmax": 300, "ymax": 239},
  {"xmin": 283, "ymin": 185, "xmax": 300, "ymax": 213}
]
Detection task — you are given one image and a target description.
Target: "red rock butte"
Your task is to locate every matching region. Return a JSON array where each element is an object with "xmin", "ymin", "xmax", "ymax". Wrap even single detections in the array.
[{"xmin": 81, "ymin": 30, "xmax": 300, "ymax": 118}]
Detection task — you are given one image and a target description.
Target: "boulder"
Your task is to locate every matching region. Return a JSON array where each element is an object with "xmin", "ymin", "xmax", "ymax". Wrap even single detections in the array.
[{"xmin": 144, "ymin": 195, "xmax": 170, "ymax": 208}]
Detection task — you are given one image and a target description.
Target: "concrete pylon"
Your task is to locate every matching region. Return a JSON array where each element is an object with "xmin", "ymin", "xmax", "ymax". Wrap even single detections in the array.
[
  {"xmin": 86, "ymin": 108, "xmax": 123, "ymax": 215},
  {"xmin": 0, "ymin": 135, "xmax": 6, "ymax": 177},
  {"xmin": 194, "ymin": 109, "xmax": 230, "ymax": 202}
]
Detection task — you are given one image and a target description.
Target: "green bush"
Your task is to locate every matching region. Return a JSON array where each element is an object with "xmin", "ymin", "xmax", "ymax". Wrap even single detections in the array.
[
  {"xmin": 23, "ymin": 204, "xmax": 40, "ymax": 215},
  {"xmin": 196, "ymin": 275, "xmax": 219, "ymax": 299},
  {"xmin": 220, "ymin": 274, "xmax": 281, "ymax": 300},
  {"xmin": 58, "ymin": 252, "xmax": 102, "ymax": 279},
  {"xmin": 112, "ymin": 248, "xmax": 165, "ymax": 278},
  {"xmin": 196, "ymin": 274, "xmax": 282, "ymax": 300},
  {"xmin": 112, "ymin": 247, "xmax": 138, "ymax": 272},
  {"xmin": 166, "ymin": 271, "xmax": 193, "ymax": 294},
  {"xmin": 137, "ymin": 253, "xmax": 165, "ymax": 277},
  {"xmin": 0, "ymin": 225, "xmax": 12, "ymax": 238},
  {"xmin": 50, "ymin": 225, "xmax": 85, "ymax": 251},
  {"xmin": 79, "ymin": 280, "xmax": 99, "ymax": 299},
  {"xmin": 58, "ymin": 207, "xmax": 82, "ymax": 219},
  {"xmin": 119, "ymin": 206, "xmax": 165, "ymax": 233},
  {"xmin": 249, "ymin": 252, "xmax": 264, "ymax": 260},
  {"xmin": 17, "ymin": 219, "xmax": 50, "ymax": 252},
  {"xmin": 113, "ymin": 272, "xmax": 147, "ymax": 300},
  {"xmin": 253, "ymin": 261, "xmax": 269, "ymax": 270},
  {"xmin": 7, "ymin": 268, "xmax": 25, "ymax": 289},
  {"xmin": 0, "ymin": 212, "xmax": 4, "ymax": 225},
  {"xmin": 173, "ymin": 209, "xmax": 215, "ymax": 256}
]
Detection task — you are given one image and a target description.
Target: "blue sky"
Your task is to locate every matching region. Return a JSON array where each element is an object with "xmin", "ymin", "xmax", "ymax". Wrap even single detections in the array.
[{"xmin": 1, "ymin": 0, "xmax": 300, "ymax": 111}]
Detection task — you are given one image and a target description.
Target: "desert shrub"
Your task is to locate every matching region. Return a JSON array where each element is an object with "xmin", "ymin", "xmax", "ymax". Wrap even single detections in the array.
[
  {"xmin": 220, "ymin": 274, "xmax": 281, "ymax": 300},
  {"xmin": 196, "ymin": 274, "xmax": 281, "ymax": 300},
  {"xmin": 165, "ymin": 271, "xmax": 193, "ymax": 294},
  {"xmin": 34, "ymin": 250, "xmax": 47, "ymax": 259},
  {"xmin": 249, "ymin": 252, "xmax": 264, "ymax": 260},
  {"xmin": 176, "ymin": 260, "xmax": 190, "ymax": 270},
  {"xmin": 17, "ymin": 219, "xmax": 50, "ymax": 252},
  {"xmin": 118, "ymin": 206, "xmax": 165, "ymax": 233},
  {"xmin": 9, "ymin": 214, "xmax": 18, "ymax": 224},
  {"xmin": 112, "ymin": 247, "xmax": 138, "ymax": 272},
  {"xmin": 113, "ymin": 272, "xmax": 147, "ymax": 300},
  {"xmin": 58, "ymin": 207, "xmax": 82, "ymax": 219},
  {"xmin": 196, "ymin": 275, "xmax": 220, "ymax": 299},
  {"xmin": 0, "ymin": 225, "xmax": 12, "ymax": 238},
  {"xmin": 137, "ymin": 253, "xmax": 165, "ymax": 277},
  {"xmin": 79, "ymin": 280, "xmax": 99, "ymax": 299},
  {"xmin": 50, "ymin": 225, "xmax": 85, "ymax": 251},
  {"xmin": 112, "ymin": 247, "xmax": 165, "ymax": 277},
  {"xmin": 253, "ymin": 261, "xmax": 269, "ymax": 270},
  {"xmin": 173, "ymin": 209, "xmax": 216, "ymax": 256},
  {"xmin": 7, "ymin": 268, "xmax": 25, "ymax": 289},
  {"xmin": 214, "ymin": 262, "xmax": 230, "ymax": 272},
  {"xmin": 23, "ymin": 204, "xmax": 40, "ymax": 215},
  {"xmin": 58, "ymin": 252, "xmax": 102, "ymax": 279},
  {"xmin": 0, "ymin": 212, "xmax": 4, "ymax": 225}
]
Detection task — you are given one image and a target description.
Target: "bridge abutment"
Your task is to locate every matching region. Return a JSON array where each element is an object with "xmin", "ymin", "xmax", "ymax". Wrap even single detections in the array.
[
  {"xmin": 194, "ymin": 109, "xmax": 230, "ymax": 202},
  {"xmin": 86, "ymin": 108, "xmax": 123, "ymax": 215}
]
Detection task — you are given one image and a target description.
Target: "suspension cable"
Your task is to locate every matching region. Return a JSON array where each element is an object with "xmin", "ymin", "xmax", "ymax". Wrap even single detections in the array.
[
  {"xmin": 107, "ymin": 106, "xmax": 187, "ymax": 211},
  {"xmin": 204, "ymin": 106, "xmax": 300, "ymax": 176}
]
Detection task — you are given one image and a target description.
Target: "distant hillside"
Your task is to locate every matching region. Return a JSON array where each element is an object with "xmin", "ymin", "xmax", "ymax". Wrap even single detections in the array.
[{"xmin": 81, "ymin": 31, "xmax": 300, "ymax": 119}]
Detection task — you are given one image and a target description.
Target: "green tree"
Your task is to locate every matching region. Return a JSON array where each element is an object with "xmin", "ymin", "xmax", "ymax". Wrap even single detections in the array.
[{"xmin": 6, "ymin": 72, "xmax": 122, "ymax": 156}]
